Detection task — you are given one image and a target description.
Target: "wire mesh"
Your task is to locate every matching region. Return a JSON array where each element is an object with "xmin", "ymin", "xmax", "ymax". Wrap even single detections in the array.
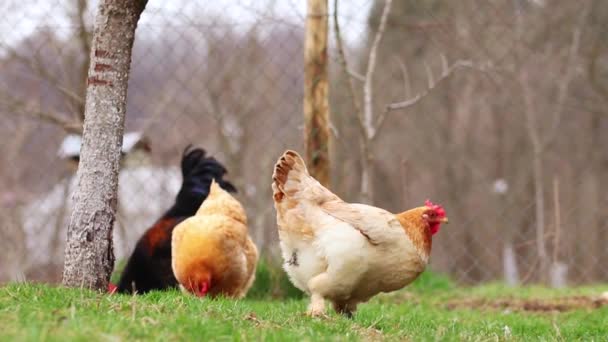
[{"xmin": 0, "ymin": 0, "xmax": 606, "ymax": 286}]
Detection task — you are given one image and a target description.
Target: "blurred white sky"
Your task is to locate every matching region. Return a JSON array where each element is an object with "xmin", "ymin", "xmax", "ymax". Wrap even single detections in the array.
[{"xmin": 0, "ymin": 0, "xmax": 372, "ymax": 50}]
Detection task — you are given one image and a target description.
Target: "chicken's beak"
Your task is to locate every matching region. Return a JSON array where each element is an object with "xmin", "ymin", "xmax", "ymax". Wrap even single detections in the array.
[{"xmin": 439, "ymin": 217, "xmax": 449, "ymax": 224}]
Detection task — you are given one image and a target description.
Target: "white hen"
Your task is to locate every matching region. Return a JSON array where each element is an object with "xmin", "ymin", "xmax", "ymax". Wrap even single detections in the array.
[{"xmin": 271, "ymin": 150, "xmax": 448, "ymax": 317}]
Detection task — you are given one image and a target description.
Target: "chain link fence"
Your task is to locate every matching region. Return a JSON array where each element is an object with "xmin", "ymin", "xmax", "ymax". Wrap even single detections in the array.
[{"xmin": 1, "ymin": 0, "xmax": 606, "ymax": 286}]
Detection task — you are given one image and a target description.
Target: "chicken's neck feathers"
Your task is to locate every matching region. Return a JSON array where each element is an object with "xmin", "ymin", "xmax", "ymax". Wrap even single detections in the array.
[{"xmin": 395, "ymin": 207, "xmax": 432, "ymax": 259}]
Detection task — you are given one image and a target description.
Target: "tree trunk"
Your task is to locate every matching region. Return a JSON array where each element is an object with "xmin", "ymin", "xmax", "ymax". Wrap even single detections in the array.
[
  {"xmin": 521, "ymin": 70, "xmax": 549, "ymax": 284},
  {"xmin": 532, "ymin": 148, "xmax": 549, "ymax": 282},
  {"xmin": 62, "ymin": 0, "xmax": 147, "ymax": 289},
  {"xmin": 359, "ymin": 136, "xmax": 374, "ymax": 204},
  {"xmin": 591, "ymin": 112, "xmax": 608, "ymax": 280},
  {"xmin": 304, "ymin": 0, "xmax": 331, "ymax": 187}
]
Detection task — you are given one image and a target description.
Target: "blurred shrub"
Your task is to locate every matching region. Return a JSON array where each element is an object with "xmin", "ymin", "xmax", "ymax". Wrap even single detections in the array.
[
  {"xmin": 247, "ymin": 256, "xmax": 303, "ymax": 299},
  {"xmin": 408, "ymin": 269, "xmax": 455, "ymax": 293}
]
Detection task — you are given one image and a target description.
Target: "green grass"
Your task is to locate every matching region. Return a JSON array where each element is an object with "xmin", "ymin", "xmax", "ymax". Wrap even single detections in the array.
[
  {"xmin": 110, "ymin": 257, "xmax": 304, "ymax": 300},
  {"xmin": 1, "ymin": 273, "xmax": 607, "ymax": 341}
]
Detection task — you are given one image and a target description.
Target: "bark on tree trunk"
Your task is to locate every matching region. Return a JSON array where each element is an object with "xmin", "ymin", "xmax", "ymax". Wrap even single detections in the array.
[
  {"xmin": 62, "ymin": 0, "xmax": 147, "ymax": 289},
  {"xmin": 304, "ymin": 0, "xmax": 331, "ymax": 187}
]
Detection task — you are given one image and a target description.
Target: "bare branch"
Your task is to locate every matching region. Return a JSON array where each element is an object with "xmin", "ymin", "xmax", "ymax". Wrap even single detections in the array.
[
  {"xmin": 423, "ymin": 60, "xmax": 434, "ymax": 89},
  {"xmin": 386, "ymin": 93, "xmax": 425, "ymax": 113},
  {"xmin": 542, "ymin": 21, "xmax": 584, "ymax": 148},
  {"xmin": 328, "ymin": 121, "xmax": 340, "ymax": 138},
  {"xmin": 386, "ymin": 59, "xmax": 475, "ymax": 113},
  {"xmin": 0, "ymin": 93, "xmax": 82, "ymax": 134},
  {"xmin": 363, "ymin": 0, "xmax": 393, "ymax": 140},
  {"xmin": 520, "ymin": 71, "xmax": 541, "ymax": 150},
  {"xmin": 588, "ymin": 37, "xmax": 608, "ymax": 103},
  {"xmin": 332, "ymin": 0, "xmax": 365, "ymax": 138},
  {"xmin": 378, "ymin": 59, "xmax": 477, "ymax": 137},
  {"xmin": 74, "ymin": 0, "xmax": 92, "ymax": 122},
  {"xmin": 44, "ymin": 40, "xmax": 81, "ymax": 120},
  {"xmin": 27, "ymin": 111, "xmax": 82, "ymax": 134},
  {"xmin": 140, "ymin": 83, "xmax": 180, "ymax": 133},
  {"xmin": 347, "ymin": 68, "xmax": 366, "ymax": 82},
  {"xmin": 75, "ymin": 0, "xmax": 91, "ymax": 60},
  {"xmin": 0, "ymin": 43, "xmax": 85, "ymax": 109},
  {"xmin": 552, "ymin": 176, "xmax": 561, "ymax": 264},
  {"xmin": 236, "ymin": 2, "xmax": 304, "ymax": 29},
  {"xmin": 440, "ymin": 54, "xmax": 449, "ymax": 77},
  {"xmin": 395, "ymin": 57, "xmax": 411, "ymax": 98}
]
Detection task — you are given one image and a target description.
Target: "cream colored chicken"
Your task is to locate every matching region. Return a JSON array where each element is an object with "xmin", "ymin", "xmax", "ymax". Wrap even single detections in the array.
[
  {"xmin": 172, "ymin": 180, "xmax": 258, "ymax": 299},
  {"xmin": 272, "ymin": 150, "xmax": 448, "ymax": 317}
]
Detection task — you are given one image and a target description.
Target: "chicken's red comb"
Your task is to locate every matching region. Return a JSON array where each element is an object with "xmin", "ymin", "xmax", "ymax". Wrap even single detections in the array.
[{"xmin": 425, "ymin": 200, "xmax": 446, "ymax": 217}]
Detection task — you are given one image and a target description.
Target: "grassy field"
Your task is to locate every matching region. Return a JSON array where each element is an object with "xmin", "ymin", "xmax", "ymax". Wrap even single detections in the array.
[{"xmin": 1, "ymin": 271, "xmax": 607, "ymax": 341}]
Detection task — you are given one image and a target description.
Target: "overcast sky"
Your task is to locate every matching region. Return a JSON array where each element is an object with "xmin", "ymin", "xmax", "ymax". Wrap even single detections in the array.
[{"xmin": 0, "ymin": 0, "xmax": 372, "ymax": 51}]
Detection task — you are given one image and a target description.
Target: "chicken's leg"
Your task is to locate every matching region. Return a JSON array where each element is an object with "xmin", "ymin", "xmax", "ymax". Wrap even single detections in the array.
[
  {"xmin": 332, "ymin": 301, "xmax": 358, "ymax": 318},
  {"xmin": 307, "ymin": 273, "xmax": 331, "ymax": 317},
  {"xmin": 307, "ymin": 293, "xmax": 326, "ymax": 317}
]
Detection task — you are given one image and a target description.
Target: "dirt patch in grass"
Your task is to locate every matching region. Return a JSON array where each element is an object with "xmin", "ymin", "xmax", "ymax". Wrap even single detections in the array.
[{"xmin": 445, "ymin": 293, "xmax": 608, "ymax": 312}]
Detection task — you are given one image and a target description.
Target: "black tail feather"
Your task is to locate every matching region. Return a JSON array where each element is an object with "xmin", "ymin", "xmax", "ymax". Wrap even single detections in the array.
[{"xmin": 164, "ymin": 146, "xmax": 236, "ymax": 218}]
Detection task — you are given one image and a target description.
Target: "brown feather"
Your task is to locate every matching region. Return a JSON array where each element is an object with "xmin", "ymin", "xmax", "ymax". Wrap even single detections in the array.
[
  {"xmin": 395, "ymin": 207, "xmax": 432, "ymax": 256},
  {"xmin": 172, "ymin": 181, "xmax": 257, "ymax": 298}
]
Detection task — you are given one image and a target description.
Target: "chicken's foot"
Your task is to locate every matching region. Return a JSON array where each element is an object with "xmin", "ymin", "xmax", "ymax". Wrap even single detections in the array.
[{"xmin": 307, "ymin": 293, "xmax": 327, "ymax": 317}]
